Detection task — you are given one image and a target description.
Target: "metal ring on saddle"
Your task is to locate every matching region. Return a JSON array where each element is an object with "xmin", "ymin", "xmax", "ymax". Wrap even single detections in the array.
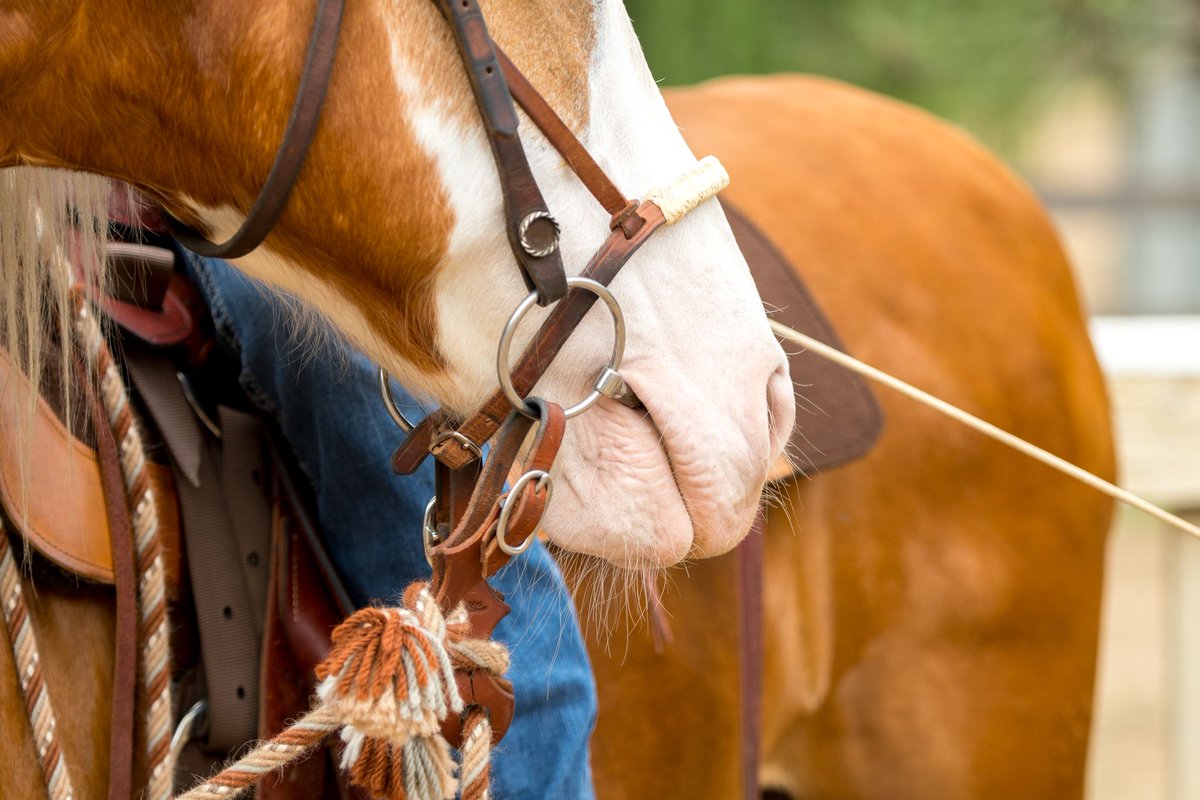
[
  {"xmin": 378, "ymin": 367, "xmax": 415, "ymax": 432},
  {"xmin": 496, "ymin": 469, "xmax": 554, "ymax": 556},
  {"xmin": 518, "ymin": 210, "xmax": 561, "ymax": 258},
  {"xmin": 496, "ymin": 276, "xmax": 625, "ymax": 419},
  {"xmin": 169, "ymin": 700, "xmax": 209, "ymax": 766}
]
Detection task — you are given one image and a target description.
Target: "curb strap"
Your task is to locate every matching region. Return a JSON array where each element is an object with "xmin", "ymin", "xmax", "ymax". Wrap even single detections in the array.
[
  {"xmin": 430, "ymin": 398, "xmax": 565, "ymax": 611},
  {"xmin": 431, "ymin": 0, "xmax": 567, "ymax": 305}
]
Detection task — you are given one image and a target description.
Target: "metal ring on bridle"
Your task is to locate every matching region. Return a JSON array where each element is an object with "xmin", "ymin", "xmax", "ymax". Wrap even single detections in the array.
[
  {"xmin": 422, "ymin": 496, "xmax": 438, "ymax": 566},
  {"xmin": 518, "ymin": 210, "xmax": 561, "ymax": 258},
  {"xmin": 431, "ymin": 429, "xmax": 485, "ymax": 461},
  {"xmin": 496, "ymin": 470, "xmax": 554, "ymax": 556},
  {"xmin": 496, "ymin": 276, "xmax": 625, "ymax": 419},
  {"xmin": 378, "ymin": 367, "xmax": 415, "ymax": 432}
]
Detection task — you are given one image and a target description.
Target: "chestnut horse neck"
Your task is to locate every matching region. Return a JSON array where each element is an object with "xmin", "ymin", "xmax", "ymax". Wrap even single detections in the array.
[{"xmin": 0, "ymin": 0, "xmax": 606, "ymax": 384}]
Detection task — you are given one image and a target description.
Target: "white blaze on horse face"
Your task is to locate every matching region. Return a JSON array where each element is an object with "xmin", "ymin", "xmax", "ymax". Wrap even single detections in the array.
[{"xmin": 162, "ymin": 4, "xmax": 787, "ymax": 569}]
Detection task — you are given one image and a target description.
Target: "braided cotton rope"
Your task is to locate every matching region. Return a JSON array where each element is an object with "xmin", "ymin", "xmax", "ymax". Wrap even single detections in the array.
[
  {"xmin": 73, "ymin": 299, "xmax": 174, "ymax": 800},
  {"xmin": 0, "ymin": 525, "xmax": 76, "ymax": 800},
  {"xmin": 770, "ymin": 320, "xmax": 1200, "ymax": 540},
  {"xmin": 458, "ymin": 707, "xmax": 494, "ymax": 800},
  {"xmin": 176, "ymin": 583, "xmax": 509, "ymax": 800}
]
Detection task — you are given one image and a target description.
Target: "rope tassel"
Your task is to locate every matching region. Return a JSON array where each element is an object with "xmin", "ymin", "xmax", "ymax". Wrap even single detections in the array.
[
  {"xmin": 176, "ymin": 583, "xmax": 509, "ymax": 800},
  {"xmin": 319, "ymin": 586, "xmax": 468, "ymax": 800}
]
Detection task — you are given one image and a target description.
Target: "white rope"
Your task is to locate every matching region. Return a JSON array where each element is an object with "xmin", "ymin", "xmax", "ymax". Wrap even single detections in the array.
[
  {"xmin": 645, "ymin": 156, "xmax": 729, "ymax": 225},
  {"xmin": 770, "ymin": 319, "xmax": 1200, "ymax": 541}
]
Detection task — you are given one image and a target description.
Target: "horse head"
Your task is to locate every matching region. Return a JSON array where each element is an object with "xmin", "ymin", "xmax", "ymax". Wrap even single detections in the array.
[{"xmin": 0, "ymin": 0, "xmax": 795, "ymax": 568}]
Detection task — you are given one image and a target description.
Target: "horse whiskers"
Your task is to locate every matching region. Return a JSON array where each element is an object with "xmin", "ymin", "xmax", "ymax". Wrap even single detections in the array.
[{"xmin": 548, "ymin": 544, "xmax": 671, "ymax": 654}]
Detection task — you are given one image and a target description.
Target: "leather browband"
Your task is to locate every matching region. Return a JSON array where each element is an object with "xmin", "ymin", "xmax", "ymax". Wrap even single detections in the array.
[{"xmin": 161, "ymin": 0, "xmax": 346, "ymax": 258}]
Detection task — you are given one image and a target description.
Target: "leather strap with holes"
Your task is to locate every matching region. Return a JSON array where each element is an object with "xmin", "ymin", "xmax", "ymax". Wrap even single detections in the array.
[
  {"xmin": 431, "ymin": 0, "xmax": 567, "ymax": 304},
  {"xmin": 426, "ymin": 398, "xmax": 565, "ymax": 747}
]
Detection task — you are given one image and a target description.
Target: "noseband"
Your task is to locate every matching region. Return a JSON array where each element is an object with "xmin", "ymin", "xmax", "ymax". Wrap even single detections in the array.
[{"xmin": 161, "ymin": 0, "xmax": 729, "ymax": 745}]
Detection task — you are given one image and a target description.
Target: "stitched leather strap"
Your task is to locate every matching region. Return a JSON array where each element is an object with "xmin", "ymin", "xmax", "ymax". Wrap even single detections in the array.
[
  {"xmin": 391, "ymin": 202, "xmax": 665, "ymax": 475},
  {"xmin": 431, "ymin": 0, "xmax": 567, "ymax": 305},
  {"xmin": 85, "ymin": 359, "xmax": 137, "ymax": 800},
  {"xmin": 163, "ymin": 0, "xmax": 345, "ymax": 258}
]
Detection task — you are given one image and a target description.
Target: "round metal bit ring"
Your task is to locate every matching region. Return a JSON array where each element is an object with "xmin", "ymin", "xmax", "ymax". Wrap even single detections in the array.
[
  {"xmin": 422, "ymin": 496, "xmax": 439, "ymax": 566},
  {"xmin": 496, "ymin": 276, "xmax": 625, "ymax": 420},
  {"xmin": 378, "ymin": 367, "xmax": 415, "ymax": 433},
  {"xmin": 496, "ymin": 470, "xmax": 554, "ymax": 557}
]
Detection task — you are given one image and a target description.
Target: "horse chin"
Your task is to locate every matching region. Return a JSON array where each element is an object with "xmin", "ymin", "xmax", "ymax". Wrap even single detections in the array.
[
  {"xmin": 541, "ymin": 397, "xmax": 765, "ymax": 569},
  {"xmin": 541, "ymin": 400, "xmax": 696, "ymax": 569}
]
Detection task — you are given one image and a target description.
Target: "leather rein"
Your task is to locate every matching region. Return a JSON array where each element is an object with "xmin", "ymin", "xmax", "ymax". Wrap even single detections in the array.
[{"xmin": 157, "ymin": 0, "xmax": 730, "ymax": 745}]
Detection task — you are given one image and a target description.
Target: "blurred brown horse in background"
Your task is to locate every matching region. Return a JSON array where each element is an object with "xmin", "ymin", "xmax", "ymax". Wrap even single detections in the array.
[{"xmin": 577, "ymin": 74, "xmax": 1115, "ymax": 799}]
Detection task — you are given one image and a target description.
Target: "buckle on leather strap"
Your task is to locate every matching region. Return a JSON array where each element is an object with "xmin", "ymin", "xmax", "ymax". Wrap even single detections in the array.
[
  {"xmin": 609, "ymin": 199, "xmax": 645, "ymax": 239},
  {"xmin": 431, "ymin": 429, "xmax": 485, "ymax": 462}
]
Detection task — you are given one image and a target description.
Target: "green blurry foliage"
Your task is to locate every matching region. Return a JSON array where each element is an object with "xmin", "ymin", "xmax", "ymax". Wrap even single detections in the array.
[{"xmin": 625, "ymin": 0, "xmax": 1157, "ymax": 147}]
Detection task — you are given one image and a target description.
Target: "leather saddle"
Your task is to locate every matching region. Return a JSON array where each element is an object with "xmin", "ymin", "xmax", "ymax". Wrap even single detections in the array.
[
  {"xmin": 0, "ymin": 214, "xmax": 358, "ymax": 797},
  {"xmin": 725, "ymin": 202, "xmax": 883, "ymax": 480},
  {"xmin": 0, "ymin": 199, "xmax": 881, "ymax": 796}
]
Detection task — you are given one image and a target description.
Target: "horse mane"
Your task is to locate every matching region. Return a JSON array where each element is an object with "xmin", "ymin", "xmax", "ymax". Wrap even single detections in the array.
[{"xmin": 0, "ymin": 167, "xmax": 116, "ymax": 507}]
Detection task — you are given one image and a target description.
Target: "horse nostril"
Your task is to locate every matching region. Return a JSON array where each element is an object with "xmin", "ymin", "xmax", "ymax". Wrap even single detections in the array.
[{"xmin": 766, "ymin": 359, "xmax": 796, "ymax": 454}]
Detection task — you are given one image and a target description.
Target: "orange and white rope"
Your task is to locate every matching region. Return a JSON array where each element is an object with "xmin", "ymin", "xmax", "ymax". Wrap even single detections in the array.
[
  {"xmin": 74, "ymin": 299, "xmax": 174, "ymax": 799},
  {"xmin": 175, "ymin": 583, "xmax": 508, "ymax": 800},
  {"xmin": 0, "ymin": 525, "xmax": 75, "ymax": 800},
  {"xmin": 458, "ymin": 707, "xmax": 494, "ymax": 800}
]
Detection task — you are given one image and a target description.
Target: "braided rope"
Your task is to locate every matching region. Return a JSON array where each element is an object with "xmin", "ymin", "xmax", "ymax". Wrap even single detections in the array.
[
  {"xmin": 176, "ymin": 583, "xmax": 508, "ymax": 800},
  {"xmin": 0, "ymin": 524, "xmax": 76, "ymax": 800},
  {"xmin": 176, "ymin": 709, "xmax": 340, "ymax": 799},
  {"xmin": 458, "ymin": 707, "xmax": 493, "ymax": 800},
  {"xmin": 73, "ymin": 300, "xmax": 174, "ymax": 800}
]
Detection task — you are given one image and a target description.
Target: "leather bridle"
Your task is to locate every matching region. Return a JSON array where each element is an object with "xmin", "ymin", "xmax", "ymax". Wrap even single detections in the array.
[{"xmin": 160, "ymin": 0, "xmax": 730, "ymax": 746}]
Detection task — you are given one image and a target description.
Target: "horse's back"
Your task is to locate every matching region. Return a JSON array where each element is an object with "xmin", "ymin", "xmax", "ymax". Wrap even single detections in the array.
[
  {"xmin": 584, "ymin": 75, "xmax": 1114, "ymax": 799},
  {"xmin": 669, "ymin": 72, "xmax": 1106, "ymax": 435}
]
